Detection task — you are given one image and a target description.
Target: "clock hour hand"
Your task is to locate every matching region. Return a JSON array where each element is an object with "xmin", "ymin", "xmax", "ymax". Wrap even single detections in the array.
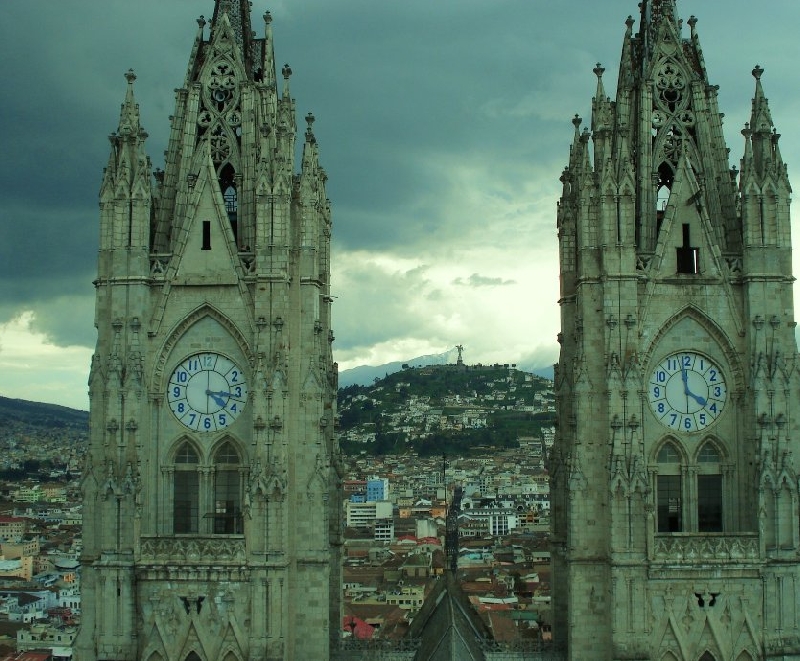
[{"xmin": 205, "ymin": 390, "xmax": 229, "ymax": 407}]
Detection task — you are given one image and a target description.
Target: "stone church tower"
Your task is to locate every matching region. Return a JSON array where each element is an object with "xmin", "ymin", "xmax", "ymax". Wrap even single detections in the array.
[
  {"xmin": 74, "ymin": 2, "xmax": 341, "ymax": 660},
  {"xmin": 552, "ymin": 1, "xmax": 800, "ymax": 659}
]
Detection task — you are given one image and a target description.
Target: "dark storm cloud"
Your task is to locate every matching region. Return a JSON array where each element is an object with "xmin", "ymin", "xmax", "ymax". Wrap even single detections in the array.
[{"xmin": 2, "ymin": 0, "xmax": 799, "ymax": 362}]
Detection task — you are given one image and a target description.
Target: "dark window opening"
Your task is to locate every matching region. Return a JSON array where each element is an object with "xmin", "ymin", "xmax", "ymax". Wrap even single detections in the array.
[
  {"xmin": 219, "ymin": 163, "xmax": 238, "ymax": 245},
  {"xmin": 676, "ymin": 223, "xmax": 700, "ymax": 274},
  {"xmin": 210, "ymin": 442, "xmax": 242, "ymax": 534},
  {"xmin": 174, "ymin": 443, "xmax": 199, "ymax": 534},
  {"xmin": 202, "ymin": 221, "xmax": 211, "ymax": 251},
  {"xmin": 658, "ymin": 475, "xmax": 682, "ymax": 532},
  {"xmin": 698, "ymin": 475, "xmax": 723, "ymax": 532},
  {"xmin": 174, "ymin": 472, "xmax": 199, "ymax": 533},
  {"xmin": 656, "ymin": 162, "xmax": 674, "ymax": 238}
]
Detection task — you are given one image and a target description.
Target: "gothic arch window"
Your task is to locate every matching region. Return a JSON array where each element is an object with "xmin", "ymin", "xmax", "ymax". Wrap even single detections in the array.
[
  {"xmin": 219, "ymin": 163, "xmax": 238, "ymax": 244},
  {"xmin": 212, "ymin": 441, "xmax": 242, "ymax": 534},
  {"xmin": 174, "ymin": 442, "xmax": 200, "ymax": 534},
  {"xmin": 657, "ymin": 441, "xmax": 683, "ymax": 532},
  {"xmin": 185, "ymin": 653, "xmax": 202, "ymax": 661},
  {"xmin": 697, "ymin": 441, "xmax": 723, "ymax": 532},
  {"xmin": 699, "ymin": 652, "xmax": 717, "ymax": 661}
]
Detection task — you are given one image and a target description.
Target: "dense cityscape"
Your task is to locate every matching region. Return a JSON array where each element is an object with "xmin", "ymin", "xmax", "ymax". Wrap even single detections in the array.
[{"xmin": 0, "ymin": 363, "xmax": 555, "ymax": 657}]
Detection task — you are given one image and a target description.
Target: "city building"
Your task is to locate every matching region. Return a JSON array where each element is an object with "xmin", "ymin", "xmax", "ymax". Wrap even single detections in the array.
[
  {"xmin": 75, "ymin": 2, "xmax": 339, "ymax": 659},
  {"xmin": 552, "ymin": 1, "xmax": 800, "ymax": 659}
]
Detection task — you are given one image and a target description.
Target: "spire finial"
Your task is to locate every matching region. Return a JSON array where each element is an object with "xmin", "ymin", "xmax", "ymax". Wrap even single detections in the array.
[
  {"xmin": 125, "ymin": 69, "xmax": 137, "ymax": 86},
  {"xmin": 282, "ymin": 63, "xmax": 292, "ymax": 80},
  {"xmin": 593, "ymin": 63, "xmax": 605, "ymax": 80},
  {"xmin": 197, "ymin": 15, "xmax": 206, "ymax": 29},
  {"xmin": 264, "ymin": 11, "xmax": 272, "ymax": 25},
  {"xmin": 752, "ymin": 65, "xmax": 764, "ymax": 80}
]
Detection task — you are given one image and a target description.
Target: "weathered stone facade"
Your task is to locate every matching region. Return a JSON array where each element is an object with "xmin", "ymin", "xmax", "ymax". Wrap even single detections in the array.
[
  {"xmin": 74, "ymin": 2, "xmax": 341, "ymax": 660},
  {"xmin": 552, "ymin": 1, "xmax": 800, "ymax": 660}
]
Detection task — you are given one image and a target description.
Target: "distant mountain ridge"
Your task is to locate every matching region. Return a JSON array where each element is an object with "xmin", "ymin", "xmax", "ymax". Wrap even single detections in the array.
[
  {"xmin": 337, "ymin": 348, "xmax": 554, "ymax": 387},
  {"xmin": 0, "ymin": 395, "xmax": 88, "ymax": 425}
]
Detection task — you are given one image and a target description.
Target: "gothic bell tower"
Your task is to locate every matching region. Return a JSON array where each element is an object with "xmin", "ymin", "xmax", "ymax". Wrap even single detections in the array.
[
  {"xmin": 75, "ymin": 3, "xmax": 341, "ymax": 660},
  {"xmin": 552, "ymin": 1, "xmax": 800, "ymax": 659}
]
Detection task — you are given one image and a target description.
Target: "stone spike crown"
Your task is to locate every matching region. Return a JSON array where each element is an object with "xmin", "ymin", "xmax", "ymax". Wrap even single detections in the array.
[
  {"xmin": 75, "ymin": 3, "xmax": 341, "ymax": 660},
  {"xmin": 553, "ymin": 1, "xmax": 799, "ymax": 660}
]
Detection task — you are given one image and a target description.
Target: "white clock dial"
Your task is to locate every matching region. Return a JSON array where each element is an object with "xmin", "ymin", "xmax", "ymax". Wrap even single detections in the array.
[
  {"xmin": 167, "ymin": 352, "xmax": 247, "ymax": 431},
  {"xmin": 648, "ymin": 351, "xmax": 726, "ymax": 432}
]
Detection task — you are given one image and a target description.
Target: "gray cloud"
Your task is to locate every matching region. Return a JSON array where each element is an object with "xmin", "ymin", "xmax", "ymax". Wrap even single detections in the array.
[{"xmin": 453, "ymin": 274, "xmax": 516, "ymax": 288}]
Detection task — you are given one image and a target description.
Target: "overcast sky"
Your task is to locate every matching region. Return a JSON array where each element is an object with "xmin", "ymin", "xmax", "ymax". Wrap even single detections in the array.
[{"xmin": 2, "ymin": 0, "xmax": 800, "ymax": 410}]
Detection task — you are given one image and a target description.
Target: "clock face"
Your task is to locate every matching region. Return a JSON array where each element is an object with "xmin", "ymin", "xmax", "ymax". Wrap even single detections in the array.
[
  {"xmin": 167, "ymin": 352, "xmax": 247, "ymax": 432},
  {"xmin": 648, "ymin": 351, "xmax": 726, "ymax": 432}
]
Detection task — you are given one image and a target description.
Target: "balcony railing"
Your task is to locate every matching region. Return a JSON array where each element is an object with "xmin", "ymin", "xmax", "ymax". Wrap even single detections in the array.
[
  {"xmin": 138, "ymin": 535, "xmax": 246, "ymax": 564},
  {"xmin": 652, "ymin": 533, "xmax": 759, "ymax": 563}
]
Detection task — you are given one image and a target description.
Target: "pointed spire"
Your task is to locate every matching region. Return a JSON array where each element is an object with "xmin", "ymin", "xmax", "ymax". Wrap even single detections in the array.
[
  {"xmin": 749, "ymin": 65, "xmax": 775, "ymax": 134},
  {"xmin": 117, "ymin": 69, "xmax": 142, "ymax": 138},
  {"xmin": 211, "ymin": 0, "xmax": 253, "ymax": 65},
  {"xmin": 261, "ymin": 11, "xmax": 277, "ymax": 89},
  {"xmin": 745, "ymin": 66, "xmax": 787, "ymax": 182}
]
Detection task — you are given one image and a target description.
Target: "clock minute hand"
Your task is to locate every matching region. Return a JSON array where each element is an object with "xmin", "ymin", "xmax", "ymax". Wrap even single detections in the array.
[{"xmin": 680, "ymin": 366, "xmax": 708, "ymax": 406}]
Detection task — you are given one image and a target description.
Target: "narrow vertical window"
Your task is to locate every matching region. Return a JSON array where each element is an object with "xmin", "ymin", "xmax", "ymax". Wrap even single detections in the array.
[
  {"xmin": 212, "ymin": 442, "xmax": 242, "ymax": 534},
  {"xmin": 697, "ymin": 442, "xmax": 723, "ymax": 532},
  {"xmin": 174, "ymin": 443, "xmax": 199, "ymax": 534},
  {"xmin": 676, "ymin": 223, "xmax": 700, "ymax": 274},
  {"xmin": 656, "ymin": 442, "xmax": 683, "ymax": 532},
  {"xmin": 657, "ymin": 475, "xmax": 683, "ymax": 532},
  {"xmin": 202, "ymin": 221, "xmax": 211, "ymax": 250}
]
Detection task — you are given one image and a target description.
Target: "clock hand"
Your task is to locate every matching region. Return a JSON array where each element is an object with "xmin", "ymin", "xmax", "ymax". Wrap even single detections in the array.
[
  {"xmin": 206, "ymin": 390, "xmax": 227, "ymax": 407},
  {"xmin": 686, "ymin": 391, "xmax": 707, "ymax": 407},
  {"xmin": 680, "ymin": 365, "xmax": 708, "ymax": 406}
]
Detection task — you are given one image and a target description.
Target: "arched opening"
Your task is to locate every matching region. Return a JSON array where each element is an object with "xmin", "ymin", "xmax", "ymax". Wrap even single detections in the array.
[
  {"xmin": 656, "ymin": 161, "xmax": 674, "ymax": 238},
  {"xmin": 219, "ymin": 163, "xmax": 238, "ymax": 244},
  {"xmin": 174, "ymin": 442, "xmax": 200, "ymax": 534}
]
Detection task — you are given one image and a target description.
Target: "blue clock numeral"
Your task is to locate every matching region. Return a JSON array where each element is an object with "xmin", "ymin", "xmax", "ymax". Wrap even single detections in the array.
[
  {"xmin": 177, "ymin": 370, "xmax": 188, "ymax": 383},
  {"xmin": 699, "ymin": 413, "xmax": 706, "ymax": 426},
  {"xmin": 683, "ymin": 355, "xmax": 691, "ymax": 367},
  {"xmin": 713, "ymin": 386, "xmax": 722, "ymax": 397},
  {"xmin": 709, "ymin": 369, "xmax": 717, "ymax": 382},
  {"xmin": 684, "ymin": 417, "xmax": 692, "ymax": 430},
  {"xmin": 657, "ymin": 371, "xmax": 666, "ymax": 383},
  {"xmin": 203, "ymin": 417, "xmax": 212, "ymax": 430},
  {"xmin": 657, "ymin": 402, "xmax": 665, "ymax": 414},
  {"xmin": 218, "ymin": 413, "xmax": 227, "ymax": 426},
  {"xmin": 173, "ymin": 386, "xmax": 181, "ymax": 399},
  {"xmin": 669, "ymin": 413, "xmax": 678, "ymax": 426},
  {"xmin": 230, "ymin": 403, "xmax": 238, "ymax": 413},
  {"xmin": 653, "ymin": 386, "xmax": 661, "ymax": 398},
  {"xmin": 188, "ymin": 413, "xmax": 196, "ymax": 426},
  {"xmin": 709, "ymin": 403, "xmax": 718, "ymax": 414},
  {"xmin": 231, "ymin": 370, "xmax": 239, "ymax": 383},
  {"xmin": 177, "ymin": 403, "xmax": 185, "ymax": 414}
]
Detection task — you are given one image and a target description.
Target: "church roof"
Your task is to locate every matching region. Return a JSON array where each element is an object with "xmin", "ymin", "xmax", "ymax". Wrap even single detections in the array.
[{"xmin": 408, "ymin": 574, "xmax": 490, "ymax": 661}]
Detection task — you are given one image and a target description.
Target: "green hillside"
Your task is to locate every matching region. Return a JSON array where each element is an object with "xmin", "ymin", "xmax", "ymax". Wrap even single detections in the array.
[{"xmin": 337, "ymin": 363, "xmax": 555, "ymax": 456}]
